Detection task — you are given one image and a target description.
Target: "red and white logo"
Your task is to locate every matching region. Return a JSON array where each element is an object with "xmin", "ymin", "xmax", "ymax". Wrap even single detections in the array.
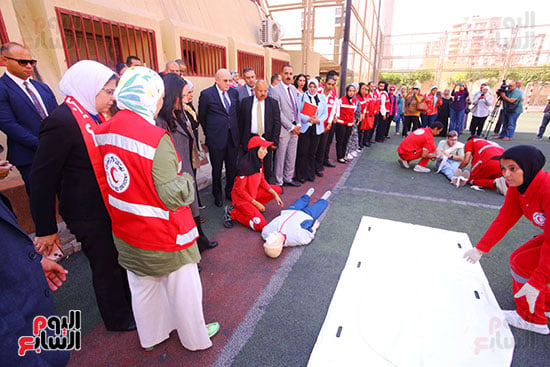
[
  {"xmin": 533, "ymin": 212, "xmax": 546, "ymax": 226},
  {"xmin": 104, "ymin": 153, "xmax": 130, "ymax": 193}
]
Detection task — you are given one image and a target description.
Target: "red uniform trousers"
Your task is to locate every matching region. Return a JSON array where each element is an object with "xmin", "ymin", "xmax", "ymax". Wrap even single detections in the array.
[
  {"xmin": 510, "ymin": 234, "xmax": 550, "ymax": 325},
  {"xmin": 230, "ymin": 184, "xmax": 282, "ymax": 231},
  {"xmin": 398, "ymin": 150, "xmax": 429, "ymax": 167},
  {"xmin": 469, "ymin": 159, "xmax": 502, "ymax": 189}
]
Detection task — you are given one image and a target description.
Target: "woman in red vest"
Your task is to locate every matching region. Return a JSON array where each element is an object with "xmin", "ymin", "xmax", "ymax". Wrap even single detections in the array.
[
  {"xmin": 335, "ymin": 85, "xmax": 357, "ymax": 163},
  {"xmin": 465, "ymin": 146, "xmax": 550, "ymax": 335},
  {"xmin": 224, "ymin": 136, "xmax": 283, "ymax": 231},
  {"xmin": 95, "ymin": 67, "xmax": 219, "ymax": 351}
]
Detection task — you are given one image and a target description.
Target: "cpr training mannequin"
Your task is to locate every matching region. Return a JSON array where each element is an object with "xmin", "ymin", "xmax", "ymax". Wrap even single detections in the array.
[
  {"xmin": 224, "ymin": 136, "xmax": 283, "ymax": 231},
  {"xmin": 464, "ymin": 145, "xmax": 550, "ymax": 335},
  {"xmin": 262, "ymin": 188, "xmax": 331, "ymax": 258}
]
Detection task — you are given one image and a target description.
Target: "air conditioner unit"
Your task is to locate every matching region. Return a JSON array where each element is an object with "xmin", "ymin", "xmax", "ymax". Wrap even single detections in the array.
[{"xmin": 259, "ymin": 19, "xmax": 283, "ymax": 48}]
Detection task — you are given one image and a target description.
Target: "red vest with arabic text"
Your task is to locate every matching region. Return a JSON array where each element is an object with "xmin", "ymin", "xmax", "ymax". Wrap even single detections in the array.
[{"xmin": 94, "ymin": 110, "xmax": 198, "ymax": 251}]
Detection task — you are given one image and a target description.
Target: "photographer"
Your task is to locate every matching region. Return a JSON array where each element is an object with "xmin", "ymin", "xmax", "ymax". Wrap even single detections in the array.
[
  {"xmin": 497, "ymin": 80, "xmax": 523, "ymax": 141},
  {"xmin": 469, "ymin": 85, "xmax": 493, "ymax": 136}
]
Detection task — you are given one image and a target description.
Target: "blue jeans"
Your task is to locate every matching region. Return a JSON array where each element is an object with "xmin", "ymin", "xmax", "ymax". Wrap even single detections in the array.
[
  {"xmin": 288, "ymin": 194, "xmax": 328, "ymax": 220},
  {"xmin": 421, "ymin": 114, "xmax": 437, "ymax": 128},
  {"xmin": 436, "ymin": 159, "xmax": 461, "ymax": 180},
  {"xmin": 499, "ymin": 112, "xmax": 519, "ymax": 139},
  {"xmin": 537, "ymin": 112, "xmax": 550, "ymax": 138},
  {"xmin": 449, "ymin": 109, "xmax": 465, "ymax": 135},
  {"xmin": 395, "ymin": 113, "xmax": 404, "ymax": 133}
]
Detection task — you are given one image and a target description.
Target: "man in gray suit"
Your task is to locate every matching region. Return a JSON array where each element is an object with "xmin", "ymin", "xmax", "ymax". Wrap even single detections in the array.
[
  {"xmin": 236, "ymin": 67, "xmax": 256, "ymax": 101},
  {"xmin": 269, "ymin": 64, "xmax": 301, "ymax": 187}
]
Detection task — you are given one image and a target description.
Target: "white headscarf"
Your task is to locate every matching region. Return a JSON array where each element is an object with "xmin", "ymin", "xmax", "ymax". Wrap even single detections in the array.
[
  {"xmin": 59, "ymin": 60, "xmax": 114, "ymax": 115},
  {"xmin": 114, "ymin": 66, "xmax": 164, "ymax": 125},
  {"xmin": 307, "ymin": 78, "xmax": 319, "ymax": 97}
]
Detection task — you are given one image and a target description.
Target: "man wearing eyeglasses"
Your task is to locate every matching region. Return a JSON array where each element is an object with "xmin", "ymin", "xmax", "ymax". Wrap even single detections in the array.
[{"xmin": 0, "ymin": 42, "xmax": 57, "ymax": 195}]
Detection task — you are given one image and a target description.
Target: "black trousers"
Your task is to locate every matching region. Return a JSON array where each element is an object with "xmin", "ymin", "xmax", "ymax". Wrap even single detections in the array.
[
  {"xmin": 194, "ymin": 216, "xmax": 212, "ymax": 253},
  {"xmin": 315, "ymin": 131, "xmax": 329, "ymax": 172},
  {"xmin": 375, "ymin": 113, "xmax": 388, "ymax": 142},
  {"xmin": 384, "ymin": 114, "xmax": 394, "ymax": 137},
  {"xmin": 295, "ymin": 127, "xmax": 322, "ymax": 181},
  {"xmin": 65, "ymin": 218, "xmax": 134, "ymax": 330},
  {"xmin": 403, "ymin": 115, "xmax": 420, "ymax": 136},
  {"xmin": 322, "ymin": 127, "xmax": 335, "ymax": 163},
  {"xmin": 470, "ymin": 115, "xmax": 488, "ymax": 136},
  {"xmin": 334, "ymin": 124, "xmax": 352, "ymax": 160},
  {"xmin": 208, "ymin": 135, "xmax": 238, "ymax": 200}
]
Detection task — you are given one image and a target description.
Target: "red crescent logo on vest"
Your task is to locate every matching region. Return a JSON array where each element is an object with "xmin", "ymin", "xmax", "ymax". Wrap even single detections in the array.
[
  {"xmin": 104, "ymin": 153, "xmax": 130, "ymax": 193},
  {"xmin": 533, "ymin": 212, "xmax": 546, "ymax": 226}
]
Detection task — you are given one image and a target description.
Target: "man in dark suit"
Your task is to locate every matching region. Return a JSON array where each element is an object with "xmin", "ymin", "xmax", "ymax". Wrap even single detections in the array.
[
  {"xmin": 236, "ymin": 67, "xmax": 256, "ymax": 102},
  {"xmin": 238, "ymin": 80, "xmax": 281, "ymax": 182},
  {"xmin": 0, "ymin": 167, "xmax": 69, "ymax": 366},
  {"xmin": 198, "ymin": 68, "xmax": 240, "ymax": 207},
  {"xmin": 0, "ymin": 42, "xmax": 58, "ymax": 195}
]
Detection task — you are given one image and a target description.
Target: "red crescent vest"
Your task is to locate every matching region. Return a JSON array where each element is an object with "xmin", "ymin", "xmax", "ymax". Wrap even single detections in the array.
[
  {"xmin": 94, "ymin": 110, "xmax": 198, "ymax": 251},
  {"xmin": 379, "ymin": 90, "xmax": 391, "ymax": 112},
  {"xmin": 337, "ymin": 96, "xmax": 357, "ymax": 127},
  {"xmin": 323, "ymin": 91, "xmax": 337, "ymax": 130}
]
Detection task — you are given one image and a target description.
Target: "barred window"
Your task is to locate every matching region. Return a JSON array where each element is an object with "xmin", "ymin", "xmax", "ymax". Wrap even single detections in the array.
[
  {"xmin": 181, "ymin": 38, "xmax": 226, "ymax": 77},
  {"xmin": 271, "ymin": 58, "xmax": 289, "ymax": 75},
  {"xmin": 56, "ymin": 8, "xmax": 158, "ymax": 70},
  {"xmin": 237, "ymin": 50, "xmax": 264, "ymax": 79}
]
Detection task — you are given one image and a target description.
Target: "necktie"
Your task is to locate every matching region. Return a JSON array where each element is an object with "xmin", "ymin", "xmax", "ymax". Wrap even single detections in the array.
[
  {"xmin": 24, "ymin": 81, "xmax": 47, "ymax": 119},
  {"xmin": 257, "ymin": 100, "xmax": 263, "ymax": 137},
  {"xmin": 287, "ymin": 87, "xmax": 298, "ymax": 123},
  {"xmin": 222, "ymin": 92, "xmax": 231, "ymax": 113}
]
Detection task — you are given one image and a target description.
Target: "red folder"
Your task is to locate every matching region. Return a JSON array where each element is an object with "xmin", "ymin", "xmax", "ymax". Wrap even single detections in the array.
[{"xmin": 301, "ymin": 101, "xmax": 318, "ymax": 118}]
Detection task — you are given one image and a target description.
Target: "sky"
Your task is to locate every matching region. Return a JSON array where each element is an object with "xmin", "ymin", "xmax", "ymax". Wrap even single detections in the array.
[{"xmin": 390, "ymin": 0, "xmax": 549, "ymax": 35}]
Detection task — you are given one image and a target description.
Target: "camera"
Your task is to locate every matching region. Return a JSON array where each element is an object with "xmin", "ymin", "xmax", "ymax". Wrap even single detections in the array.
[{"xmin": 497, "ymin": 79, "xmax": 510, "ymax": 95}]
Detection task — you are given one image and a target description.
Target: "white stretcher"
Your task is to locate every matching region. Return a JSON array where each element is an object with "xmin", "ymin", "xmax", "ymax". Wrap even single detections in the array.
[{"xmin": 308, "ymin": 216, "xmax": 514, "ymax": 367}]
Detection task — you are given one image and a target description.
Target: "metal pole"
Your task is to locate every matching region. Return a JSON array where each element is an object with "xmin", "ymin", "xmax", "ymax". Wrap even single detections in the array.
[
  {"xmin": 372, "ymin": 0, "xmax": 382, "ymax": 82},
  {"xmin": 339, "ymin": 0, "xmax": 352, "ymax": 97}
]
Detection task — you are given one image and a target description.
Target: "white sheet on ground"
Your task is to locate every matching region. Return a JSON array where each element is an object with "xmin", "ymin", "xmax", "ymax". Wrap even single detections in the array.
[{"xmin": 308, "ymin": 216, "xmax": 514, "ymax": 367}]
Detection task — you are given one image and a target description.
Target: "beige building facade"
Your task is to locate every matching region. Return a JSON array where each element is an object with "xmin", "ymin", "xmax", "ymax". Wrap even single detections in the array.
[{"xmin": 0, "ymin": 0, "xmax": 290, "ymax": 197}]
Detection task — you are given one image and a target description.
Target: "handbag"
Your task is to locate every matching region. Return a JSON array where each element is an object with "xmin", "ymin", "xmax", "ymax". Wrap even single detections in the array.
[{"xmin": 416, "ymin": 100, "xmax": 428, "ymax": 112}]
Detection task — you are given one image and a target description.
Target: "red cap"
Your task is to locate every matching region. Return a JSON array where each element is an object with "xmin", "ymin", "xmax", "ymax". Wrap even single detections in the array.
[{"xmin": 248, "ymin": 136, "xmax": 274, "ymax": 149}]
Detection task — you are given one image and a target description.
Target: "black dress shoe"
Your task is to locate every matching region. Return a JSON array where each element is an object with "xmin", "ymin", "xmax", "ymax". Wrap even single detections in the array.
[
  {"xmin": 106, "ymin": 321, "xmax": 137, "ymax": 332},
  {"xmin": 215, "ymin": 198, "xmax": 223, "ymax": 207},
  {"xmin": 323, "ymin": 160, "xmax": 336, "ymax": 168},
  {"xmin": 283, "ymin": 180, "xmax": 301, "ymax": 187},
  {"xmin": 337, "ymin": 159, "xmax": 347, "ymax": 164},
  {"xmin": 306, "ymin": 178, "xmax": 314, "ymax": 182},
  {"xmin": 207, "ymin": 241, "xmax": 218, "ymax": 249},
  {"xmin": 296, "ymin": 178, "xmax": 306, "ymax": 183},
  {"xmin": 316, "ymin": 171, "xmax": 324, "ymax": 177}
]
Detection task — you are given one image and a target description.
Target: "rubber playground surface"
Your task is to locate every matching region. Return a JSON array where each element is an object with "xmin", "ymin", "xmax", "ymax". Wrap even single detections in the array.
[{"xmin": 54, "ymin": 112, "xmax": 550, "ymax": 366}]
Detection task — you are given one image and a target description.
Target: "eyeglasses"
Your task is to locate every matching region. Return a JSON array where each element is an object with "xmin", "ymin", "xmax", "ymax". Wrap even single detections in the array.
[
  {"xmin": 101, "ymin": 87, "xmax": 116, "ymax": 95},
  {"xmin": 4, "ymin": 56, "xmax": 37, "ymax": 66}
]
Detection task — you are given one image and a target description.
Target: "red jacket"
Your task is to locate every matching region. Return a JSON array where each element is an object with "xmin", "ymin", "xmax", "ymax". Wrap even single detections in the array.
[
  {"xmin": 464, "ymin": 138, "xmax": 504, "ymax": 170},
  {"xmin": 336, "ymin": 96, "xmax": 357, "ymax": 127},
  {"xmin": 95, "ymin": 110, "xmax": 198, "ymax": 251},
  {"xmin": 397, "ymin": 127, "xmax": 436, "ymax": 155},
  {"xmin": 232, "ymin": 167, "xmax": 271, "ymax": 205},
  {"xmin": 423, "ymin": 93, "xmax": 442, "ymax": 116},
  {"xmin": 323, "ymin": 91, "xmax": 337, "ymax": 130},
  {"xmin": 477, "ymin": 171, "xmax": 550, "ymax": 291}
]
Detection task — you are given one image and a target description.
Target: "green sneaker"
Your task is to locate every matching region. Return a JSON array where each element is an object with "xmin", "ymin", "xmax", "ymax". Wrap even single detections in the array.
[{"xmin": 206, "ymin": 322, "xmax": 220, "ymax": 338}]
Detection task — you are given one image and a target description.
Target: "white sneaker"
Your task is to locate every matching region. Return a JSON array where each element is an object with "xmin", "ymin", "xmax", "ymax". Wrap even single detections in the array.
[
  {"xmin": 351, "ymin": 151, "xmax": 358, "ymax": 158},
  {"xmin": 306, "ymin": 188, "xmax": 315, "ymax": 196},
  {"xmin": 413, "ymin": 165, "xmax": 431, "ymax": 173},
  {"xmin": 346, "ymin": 153, "xmax": 354, "ymax": 160},
  {"xmin": 471, "ymin": 185, "xmax": 484, "ymax": 191},
  {"xmin": 503, "ymin": 310, "xmax": 550, "ymax": 335},
  {"xmin": 321, "ymin": 190, "xmax": 331, "ymax": 200},
  {"xmin": 494, "ymin": 176, "xmax": 508, "ymax": 196},
  {"xmin": 397, "ymin": 158, "xmax": 409, "ymax": 169},
  {"xmin": 451, "ymin": 169, "xmax": 462, "ymax": 187}
]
